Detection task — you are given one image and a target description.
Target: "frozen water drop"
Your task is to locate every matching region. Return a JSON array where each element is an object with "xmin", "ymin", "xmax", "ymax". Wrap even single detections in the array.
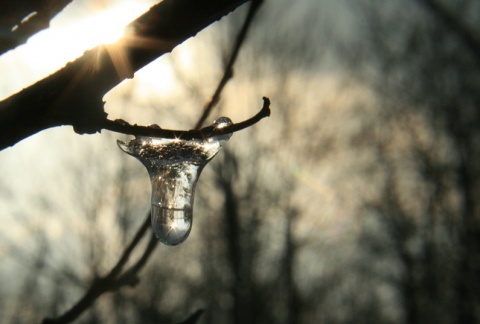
[
  {"xmin": 213, "ymin": 116, "xmax": 233, "ymax": 128},
  {"xmin": 212, "ymin": 117, "xmax": 233, "ymax": 141},
  {"xmin": 117, "ymin": 132, "xmax": 231, "ymax": 245}
]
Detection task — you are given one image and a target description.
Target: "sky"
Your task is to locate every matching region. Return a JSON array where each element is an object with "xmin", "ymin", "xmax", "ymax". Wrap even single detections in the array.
[{"xmin": 0, "ymin": 0, "xmax": 166, "ymax": 99}]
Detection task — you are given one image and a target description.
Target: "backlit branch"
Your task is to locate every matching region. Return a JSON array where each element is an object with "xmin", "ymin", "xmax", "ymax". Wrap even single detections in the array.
[
  {"xmin": 42, "ymin": 213, "xmax": 158, "ymax": 324},
  {"xmin": 0, "ymin": 0, "xmax": 250, "ymax": 151},
  {"xmin": 102, "ymin": 96, "xmax": 271, "ymax": 139},
  {"xmin": 194, "ymin": 0, "xmax": 264, "ymax": 129}
]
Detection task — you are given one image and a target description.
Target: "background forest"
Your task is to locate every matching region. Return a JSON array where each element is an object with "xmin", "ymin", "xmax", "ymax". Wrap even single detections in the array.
[{"xmin": 1, "ymin": 0, "xmax": 479, "ymax": 323}]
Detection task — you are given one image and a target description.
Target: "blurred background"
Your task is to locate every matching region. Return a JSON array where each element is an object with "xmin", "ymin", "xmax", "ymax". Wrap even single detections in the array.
[{"xmin": 1, "ymin": 0, "xmax": 479, "ymax": 323}]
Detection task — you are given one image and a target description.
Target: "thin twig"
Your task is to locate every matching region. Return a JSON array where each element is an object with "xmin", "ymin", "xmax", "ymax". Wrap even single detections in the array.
[
  {"xmin": 107, "ymin": 212, "xmax": 151, "ymax": 278},
  {"xmin": 42, "ymin": 212, "xmax": 153, "ymax": 324},
  {"xmin": 103, "ymin": 97, "xmax": 270, "ymax": 139},
  {"xmin": 116, "ymin": 233, "xmax": 159, "ymax": 286},
  {"xmin": 194, "ymin": 0, "xmax": 264, "ymax": 129}
]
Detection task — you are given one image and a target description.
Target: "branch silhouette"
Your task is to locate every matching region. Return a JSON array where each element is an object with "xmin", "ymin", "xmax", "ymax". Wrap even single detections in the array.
[
  {"xmin": 42, "ymin": 213, "xmax": 155, "ymax": 324},
  {"xmin": 194, "ymin": 0, "xmax": 264, "ymax": 129},
  {"xmin": 0, "ymin": 0, "xmax": 250, "ymax": 151},
  {"xmin": 102, "ymin": 96, "xmax": 271, "ymax": 139}
]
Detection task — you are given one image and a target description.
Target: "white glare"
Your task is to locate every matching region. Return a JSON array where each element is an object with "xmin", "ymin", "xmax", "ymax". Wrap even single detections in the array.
[{"xmin": 0, "ymin": 1, "xmax": 151, "ymax": 99}]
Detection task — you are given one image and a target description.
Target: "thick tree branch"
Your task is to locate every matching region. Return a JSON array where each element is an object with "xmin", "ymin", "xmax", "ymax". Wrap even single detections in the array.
[{"xmin": 0, "ymin": 0, "xmax": 250, "ymax": 151}]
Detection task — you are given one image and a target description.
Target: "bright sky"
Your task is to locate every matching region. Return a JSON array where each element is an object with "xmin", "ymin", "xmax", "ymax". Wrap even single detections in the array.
[{"xmin": 0, "ymin": 0, "xmax": 177, "ymax": 100}]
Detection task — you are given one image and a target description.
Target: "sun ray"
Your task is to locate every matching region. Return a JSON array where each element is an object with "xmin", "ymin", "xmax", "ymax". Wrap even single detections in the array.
[{"xmin": 0, "ymin": 1, "xmax": 154, "ymax": 99}]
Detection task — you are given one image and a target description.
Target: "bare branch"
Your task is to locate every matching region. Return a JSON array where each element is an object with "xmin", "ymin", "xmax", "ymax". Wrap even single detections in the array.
[
  {"xmin": 115, "ymin": 234, "xmax": 158, "ymax": 287},
  {"xmin": 107, "ymin": 212, "xmax": 151, "ymax": 279},
  {"xmin": 0, "ymin": 0, "xmax": 250, "ymax": 150},
  {"xmin": 42, "ymin": 213, "xmax": 155, "ymax": 324},
  {"xmin": 194, "ymin": 0, "xmax": 264, "ymax": 130},
  {"xmin": 102, "ymin": 96, "xmax": 271, "ymax": 139}
]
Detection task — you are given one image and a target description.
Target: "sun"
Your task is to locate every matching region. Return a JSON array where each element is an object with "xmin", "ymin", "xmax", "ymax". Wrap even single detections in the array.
[{"xmin": 0, "ymin": 1, "xmax": 155, "ymax": 99}]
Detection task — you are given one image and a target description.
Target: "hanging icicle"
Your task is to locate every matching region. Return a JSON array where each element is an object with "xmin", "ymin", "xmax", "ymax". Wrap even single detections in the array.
[{"xmin": 117, "ymin": 117, "xmax": 233, "ymax": 245}]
